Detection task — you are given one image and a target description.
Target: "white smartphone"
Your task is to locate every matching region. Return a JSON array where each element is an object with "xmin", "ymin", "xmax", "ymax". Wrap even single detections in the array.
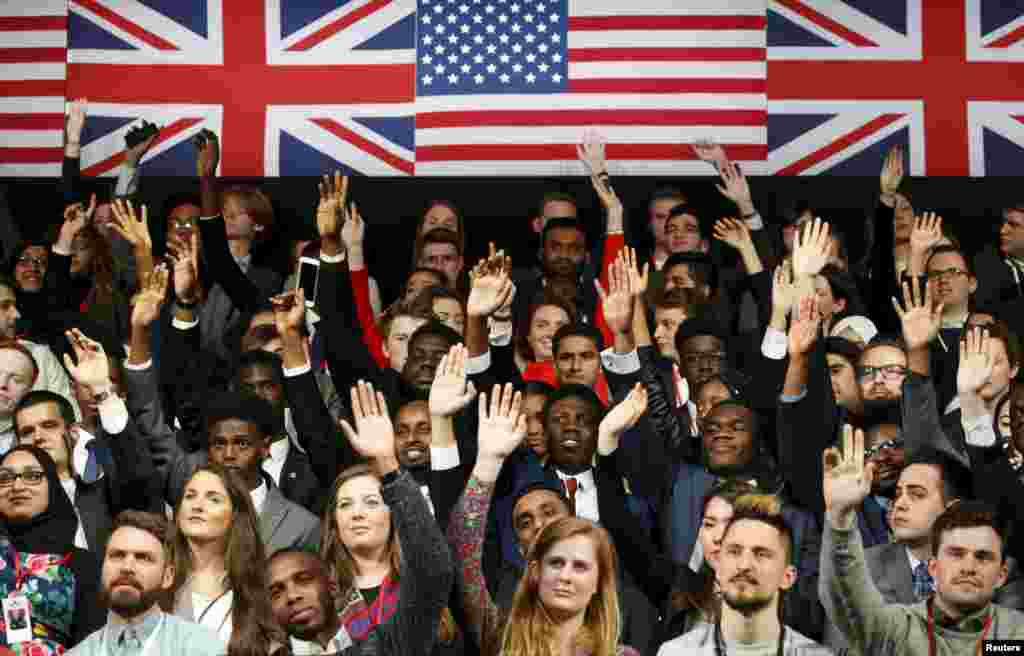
[{"xmin": 296, "ymin": 256, "xmax": 320, "ymax": 307}]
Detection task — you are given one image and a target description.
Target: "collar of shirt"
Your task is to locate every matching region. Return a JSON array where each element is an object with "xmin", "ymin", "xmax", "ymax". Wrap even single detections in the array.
[
  {"xmin": 268, "ymin": 436, "xmax": 289, "ymax": 465},
  {"xmin": 554, "ymin": 467, "xmax": 595, "ymax": 491},
  {"xmin": 232, "ymin": 252, "xmax": 252, "ymax": 273},
  {"xmin": 250, "ymin": 479, "xmax": 268, "ymax": 514},
  {"xmin": 109, "ymin": 608, "xmax": 164, "ymax": 644},
  {"xmin": 905, "ymin": 545, "xmax": 925, "ymax": 572},
  {"xmin": 872, "ymin": 494, "xmax": 891, "ymax": 513},
  {"xmin": 941, "ymin": 312, "xmax": 968, "ymax": 330},
  {"xmin": 289, "ymin": 625, "xmax": 352, "ymax": 655}
]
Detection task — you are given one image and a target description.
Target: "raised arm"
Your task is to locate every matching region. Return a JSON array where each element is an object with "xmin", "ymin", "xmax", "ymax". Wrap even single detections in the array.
[
  {"xmin": 447, "ymin": 383, "xmax": 525, "ymax": 647},
  {"xmin": 339, "ymin": 381, "xmax": 454, "ymax": 656},
  {"xmin": 821, "ymin": 426, "xmax": 904, "ymax": 654}
]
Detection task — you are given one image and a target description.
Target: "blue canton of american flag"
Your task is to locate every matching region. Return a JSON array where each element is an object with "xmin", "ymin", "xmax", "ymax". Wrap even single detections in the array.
[{"xmin": 416, "ymin": 0, "xmax": 568, "ymax": 93}]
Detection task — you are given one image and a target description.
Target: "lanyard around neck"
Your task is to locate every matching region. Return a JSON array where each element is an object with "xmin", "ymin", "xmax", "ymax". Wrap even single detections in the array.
[{"xmin": 927, "ymin": 600, "xmax": 993, "ymax": 656}]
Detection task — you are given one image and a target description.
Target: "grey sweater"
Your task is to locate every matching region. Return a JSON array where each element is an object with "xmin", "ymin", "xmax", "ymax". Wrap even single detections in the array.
[
  {"xmin": 339, "ymin": 469, "xmax": 455, "ymax": 656},
  {"xmin": 822, "ymin": 515, "xmax": 1024, "ymax": 655},
  {"xmin": 656, "ymin": 621, "xmax": 832, "ymax": 655}
]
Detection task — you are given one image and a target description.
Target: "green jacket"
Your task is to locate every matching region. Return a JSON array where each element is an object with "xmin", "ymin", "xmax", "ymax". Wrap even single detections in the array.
[{"xmin": 822, "ymin": 516, "xmax": 1024, "ymax": 655}]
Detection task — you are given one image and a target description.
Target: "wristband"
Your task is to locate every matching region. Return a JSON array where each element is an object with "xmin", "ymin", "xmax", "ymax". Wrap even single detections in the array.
[
  {"xmin": 175, "ymin": 296, "xmax": 199, "ymax": 309},
  {"xmin": 492, "ymin": 313, "xmax": 512, "ymax": 321}
]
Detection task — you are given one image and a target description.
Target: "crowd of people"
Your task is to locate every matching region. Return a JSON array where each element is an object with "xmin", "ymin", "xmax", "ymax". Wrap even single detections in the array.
[{"xmin": 0, "ymin": 100, "xmax": 1021, "ymax": 656}]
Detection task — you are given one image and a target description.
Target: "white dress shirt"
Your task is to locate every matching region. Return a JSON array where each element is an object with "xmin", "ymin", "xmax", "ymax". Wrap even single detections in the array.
[
  {"xmin": 250, "ymin": 479, "xmax": 268, "ymax": 515},
  {"xmin": 263, "ymin": 437, "xmax": 289, "ymax": 486},
  {"xmin": 554, "ymin": 468, "xmax": 599, "ymax": 524}
]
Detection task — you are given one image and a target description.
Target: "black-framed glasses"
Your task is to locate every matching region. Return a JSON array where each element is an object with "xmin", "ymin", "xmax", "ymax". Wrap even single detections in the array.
[
  {"xmin": 856, "ymin": 364, "xmax": 907, "ymax": 381},
  {"xmin": 0, "ymin": 470, "xmax": 46, "ymax": 487},
  {"xmin": 864, "ymin": 438, "xmax": 905, "ymax": 460},
  {"xmin": 926, "ymin": 268, "xmax": 968, "ymax": 282},
  {"xmin": 15, "ymin": 256, "xmax": 46, "ymax": 270}
]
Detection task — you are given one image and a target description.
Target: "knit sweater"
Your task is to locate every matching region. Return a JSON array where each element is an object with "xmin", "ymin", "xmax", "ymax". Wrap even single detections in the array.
[
  {"xmin": 656, "ymin": 621, "xmax": 831, "ymax": 656},
  {"xmin": 822, "ymin": 515, "xmax": 1024, "ymax": 655}
]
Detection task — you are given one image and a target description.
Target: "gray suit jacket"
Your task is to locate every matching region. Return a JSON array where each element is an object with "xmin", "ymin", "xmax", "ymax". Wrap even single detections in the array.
[
  {"xmin": 259, "ymin": 475, "xmax": 320, "ymax": 555},
  {"xmin": 823, "ymin": 541, "xmax": 1024, "ymax": 652}
]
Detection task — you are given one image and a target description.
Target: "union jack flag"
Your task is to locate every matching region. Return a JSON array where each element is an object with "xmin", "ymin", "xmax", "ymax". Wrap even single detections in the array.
[
  {"xmin": 766, "ymin": 0, "xmax": 1024, "ymax": 176},
  {"xmin": 61, "ymin": 0, "xmax": 765, "ymax": 177},
  {"xmin": 67, "ymin": 0, "xmax": 416, "ymax": 177}
]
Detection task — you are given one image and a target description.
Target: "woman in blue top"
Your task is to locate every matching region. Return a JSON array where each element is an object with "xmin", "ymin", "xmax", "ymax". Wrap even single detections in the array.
[{"xmin": 0, "ymin": 445, "xmax": 103, "ymax": 655}]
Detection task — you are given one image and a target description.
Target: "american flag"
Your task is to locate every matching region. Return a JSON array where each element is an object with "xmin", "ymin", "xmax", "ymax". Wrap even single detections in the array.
[
  {"xmin": 416, "ymin": 0, "xmax": 767, "ymax": 176},
  {"xmin": 0, "ymin": 0, "xmax": 67, "ymax": 177}
]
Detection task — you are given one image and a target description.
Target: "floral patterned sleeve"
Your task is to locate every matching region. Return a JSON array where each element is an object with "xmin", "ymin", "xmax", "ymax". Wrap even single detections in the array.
[{"xmin": 446, "ymin": 475, "xmax": 502, "ymax": 646}]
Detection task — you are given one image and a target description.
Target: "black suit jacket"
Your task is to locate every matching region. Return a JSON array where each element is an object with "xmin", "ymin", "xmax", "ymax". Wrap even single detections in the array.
[{"xmin": 276, "ymin": 443, "xmax": 324, "ymax": 513}]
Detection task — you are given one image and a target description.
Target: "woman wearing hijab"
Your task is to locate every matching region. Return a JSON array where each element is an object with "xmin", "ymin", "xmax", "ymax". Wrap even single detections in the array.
[{"xmin": 0, "ymin": 445, "xmax": 103, "ymax": 655}]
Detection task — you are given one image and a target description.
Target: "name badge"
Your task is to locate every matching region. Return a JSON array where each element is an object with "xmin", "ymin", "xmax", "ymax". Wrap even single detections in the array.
[{"xmin": 3, "ymin": 594, "xmax": 32, "ymax": 644}]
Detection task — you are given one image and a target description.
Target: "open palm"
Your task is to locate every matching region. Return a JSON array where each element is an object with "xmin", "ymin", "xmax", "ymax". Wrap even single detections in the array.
[
  {"xmin": 429, "ymin": 344, "xmax": 478, "ymax": 417},
  {"xmin": 477, "ymin": 383, "xmax": 525, "ymax": 461},
  {"xmin": 823, "ymin": 425, "xmax": 873, "ymax": 516},
  {"xmin": 893, "ymin": 278, "xmax": 941, "ymax": 351}
]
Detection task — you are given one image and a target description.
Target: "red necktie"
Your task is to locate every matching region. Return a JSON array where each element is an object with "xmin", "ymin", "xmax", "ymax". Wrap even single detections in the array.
[{"xmin": 563, "ymin": 478, "xmax": 578, "ymax": 516}]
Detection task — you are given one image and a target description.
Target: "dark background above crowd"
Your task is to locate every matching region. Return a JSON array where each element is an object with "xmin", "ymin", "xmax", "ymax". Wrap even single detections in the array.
[{"xmin": 1, "ymin": 175, "xmax": 1013, "ymax": 303}]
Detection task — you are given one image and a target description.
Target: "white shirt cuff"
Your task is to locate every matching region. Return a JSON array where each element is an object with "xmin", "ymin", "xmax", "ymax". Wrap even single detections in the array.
[
  {"xmin": 430, "ymin": 444, "xmax": 461, "ymax": 471},
  {"xmin": 283, "ymin": 362, "xmax": 312, "ymax": 378},
  {"xmin": 98, "ymin": 396, "xmax": 130, "ymax": 434},
  {"xmin": 963, "ymin": 413, "xmax": 997, "ymax": 448},
  {"xmin": 761, "ymin": 327, "xmax": 788, "ymax": 360},
  {"xmin": 52, "ymin": 245, "xmax": 71, "ymax": 256},
  {"xmin": 319, "ymin": 252, "xmax": 345, "ymax": 264},
  {"xmin": 122, "ymin": 359, "xmax": 153, "ymax": 372},
  {"xmin": 600, "ymin": 348, "xmax": 640, "ymax": 375},
  {"xmin": 488, "ymin": 320, "xmax": 513, "ymax": 347},
  {"xmin": 200, "ymin": 214, "xmax": 219, "ymax": 221},
  {"xmin": 466, "ymin": 350, "xmax": 491, "ymax": 376},
  {"xmin": 115, "ymin": 164, "xmax": 139, "ymax": 197},
  {"xmin": 172, "ymin": 317, "xmax": 199, "ymax": 330},
  {"xmin": 743, "ymin": 211, "xmax": 764, "ymax": 231}
]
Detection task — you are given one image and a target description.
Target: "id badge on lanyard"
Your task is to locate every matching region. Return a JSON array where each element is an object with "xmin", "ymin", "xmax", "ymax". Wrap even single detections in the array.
[{"xmin": 5, "ymin": 552, "xmax": 72, "ymax": 644}]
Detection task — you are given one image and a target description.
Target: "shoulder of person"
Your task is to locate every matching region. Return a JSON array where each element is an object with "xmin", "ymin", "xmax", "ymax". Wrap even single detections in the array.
[{"xmin": 655, "ymin": 621, "xmax": 713, "ymax": 653}]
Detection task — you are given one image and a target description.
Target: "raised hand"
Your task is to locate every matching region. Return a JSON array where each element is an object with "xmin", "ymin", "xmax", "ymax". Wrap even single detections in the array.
[
  {"xmin": 270, "ymin": 289, "xmax": 306, "ymax": 337},
  {"xmin": 57, "ymin": 194, "xmax": 97, "ymax": 249},
  {"xmin": 880, "ymin": 146, "xmax": 904, "ymax": 199},
  {"xmin": 957, "ymin": 326, "xmax": 994, "ymax": 396},
  {"xmin": 339, "ymin": 381, "xmax": 399, "ymax": 472},
  {"xmin": 477, "ymin": 382, "xmax": 525, "ymax": 463},
  {"xmin": 892, "ymin": 275, "xmax": 943, "ymax": 351},
  {"xmin": 713, "ymin": 217, "xmax": 754, "ymax": 252},
  {"xmin": 467, "ymin": 243, "xmax": 514, "ymax": 318},
  {"xmin": 715, "ymin": 161, "xmax": 754, "ymax": 214},
  {"xmin": 63, "ymin": 328, "xmax": 111, "ymax": 391},
  {"xmin": 576, "ymin": 129, "xmax": 608, "ymax": 176},
  {"xmin": 791, "ymin": 218, "xmax": 831, "ymax": 279},
  {"xmin": 317, "ymin": 171, "xmax": 349, "ymax": 240},
  {"xmin": 691, "ymin": 138, "xmax": 729, "ymax": 170},
  {"xmin": 823, "ymin": 425, "xmax": 875, "ymax": 525},
  {"xmin": 429, "ymin": 343, "xmax": 478, "ymax": 417},
  {"xmin": 167, "ymin": 231, "xmax": 200, "ymax": 303},
  {"xmin": 66, "ymin": 98, "xmax": 87, "ymax": 142},
  {"xmin": 109, "ymin": 199, "xmax": 152, "ymax": 253},
  {"xmin": 194, "ymin": 129, "xmax": 220, "ymax": 177},
  {"xmin": 909, "ymin": 212, "xmax": 944, "ymax": 255},
  {"xmin": 130, "ymin": 264, "xmax": 169, "ymax": 329},
  {"xmin": 788, "ymin": 295, "xmax": 821, "ymax": 357},
  {"xmin": 621, "ymin": 246, "xmax": 649, "ymax": 298},
  {"xmin": 598, "ymin": 382, "xmax": 648, "ymax": 454},
  {"xmin": 772, "ymin": 264, "xmax": 797, "ymax": 318},
  {"xmin": 595, "ymin": 256, "xmax": 634, "ymax": 335}
]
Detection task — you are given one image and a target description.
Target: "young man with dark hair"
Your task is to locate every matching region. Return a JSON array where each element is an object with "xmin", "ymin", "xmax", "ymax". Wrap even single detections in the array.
[
  {"xmin": 70, "ymin": 511, "xmax": 224, "ymax": 656},
  {"xmin": 416, "ymin": 228, "xmax": 464, "ymax": 289},
  {"xmin": 824, "ymin": 426, "xmax": 1024, "ymax": 653},
  {"xmin": 659, "ymin": 495, "xmax": 831, "ymax": 654},
  {"xmin": 268, "ymin": 549, "xmax": 351, "ymax": 655}
]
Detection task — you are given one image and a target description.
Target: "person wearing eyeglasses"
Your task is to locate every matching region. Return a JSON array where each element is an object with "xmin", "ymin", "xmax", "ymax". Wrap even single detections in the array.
[{"xmin": 0, "ymin": 445, "xmax": 105, "ymax": 654}]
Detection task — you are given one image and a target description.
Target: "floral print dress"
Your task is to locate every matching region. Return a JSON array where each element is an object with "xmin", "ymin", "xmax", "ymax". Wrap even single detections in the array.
[{"xmin": 0, "ymin": 538, "xmax": 76, "ymax": 656}]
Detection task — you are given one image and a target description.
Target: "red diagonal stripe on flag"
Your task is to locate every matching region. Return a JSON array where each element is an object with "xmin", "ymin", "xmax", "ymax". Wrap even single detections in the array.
[
  {"xmin": 73, "ymin": 0, "xmax": 179, "ymax": 51},
  {"xmin": 773, "ymin": 0, "xmax": 878, "ymax": 46},
  {"xmin": 287, "ymin": 0, "xmax": 393, "ymax": 51},
  {"xmin": 416, "ymin": 109, "xmax": 766, "ymax": 128},
  {"xmin": 775, "ymin": 114, "xmax": 903, "ymax": 176},
  {"xmin": 988, "ymin": 24, "xmax": 1024, "ymax": 48},
  {"xmin": 81, "ymin": 117, "xmax": 203, "ymax": 177},
  {"xmin": 310, "ymin": 118, "xmax": 415, "ymax": 175}
]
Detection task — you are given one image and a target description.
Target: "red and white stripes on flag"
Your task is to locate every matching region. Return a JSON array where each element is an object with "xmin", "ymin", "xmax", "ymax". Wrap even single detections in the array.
[
  {"xmin": 415, "ymin": 0, "xmax": 767, "ymax": 176},
  {"xmin": 0, "ymin": 0, "xmax": 67, "ymax": 177}
]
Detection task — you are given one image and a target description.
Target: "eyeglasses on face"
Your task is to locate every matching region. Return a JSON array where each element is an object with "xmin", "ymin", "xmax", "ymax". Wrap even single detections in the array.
[
  {"xmin": 864, "ymin": 438, "xmax": 904, "ymax": 460},
  {"xmin": 0, "ymin": 470, "xmax": 45, "ymax": 487},
  {"xmin": 926, "ymin": 268, "xmax": 968, "ymax": 282},
  {"xmin": 856, "ymin": 364, "xmax": 907, "ymax": 382}
]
